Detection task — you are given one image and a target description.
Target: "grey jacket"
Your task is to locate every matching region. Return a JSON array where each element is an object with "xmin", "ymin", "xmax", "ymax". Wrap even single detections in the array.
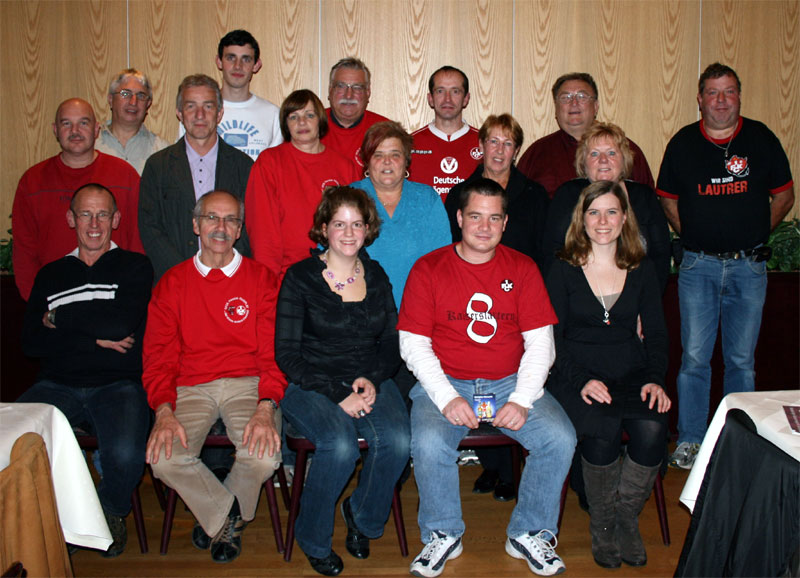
[{"xmin": 139, "ymin": 137, "xmax": 253, "ymax": 281}]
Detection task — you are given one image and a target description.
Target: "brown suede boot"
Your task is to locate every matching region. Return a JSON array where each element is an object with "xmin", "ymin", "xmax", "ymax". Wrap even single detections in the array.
[
  {"xmin": 616, "ymin": 455, "xmax": 658, "ymax": 567},
  {"xmin": 582, "ymin": 456, "xmax": 621, "ymax": 569}
]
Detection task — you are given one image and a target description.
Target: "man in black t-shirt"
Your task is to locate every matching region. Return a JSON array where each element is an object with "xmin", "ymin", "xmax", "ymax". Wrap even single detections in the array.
[{"xmin": 657, "ymin": 62, "xmax": 794, "ymax": 470}]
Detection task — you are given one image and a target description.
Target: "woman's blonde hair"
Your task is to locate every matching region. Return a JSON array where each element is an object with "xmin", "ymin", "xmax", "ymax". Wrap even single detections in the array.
[{"xmin": 575, "ymin": 122, "xmax": 634, "ymax": 180}]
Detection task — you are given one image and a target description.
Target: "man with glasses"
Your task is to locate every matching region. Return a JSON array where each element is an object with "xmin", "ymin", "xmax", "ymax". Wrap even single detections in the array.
[
  {"xmin": 19, "ymin": 183, "xmax": 153, "ymax": 558},
  {"xmin": 97, "ymin": 68, "xmax": 169, "ymax": 174},
  {"xmin": 144, "ymin": 190, "xmax": 284, "ymax": 564},
  {"xmin": 12, "ymin": 98, "xmax": 144, "ymax": 300},
  {"xmin": 322, "ymin": 57, "xmax": 389, "ymax": 171},
  {"xmin": 517, "ymin": 72, "xmax": 653, "ymax": 197},
  {"xmin": 139, "ymin": 74, "xmax": 252, "ymax": 282}
]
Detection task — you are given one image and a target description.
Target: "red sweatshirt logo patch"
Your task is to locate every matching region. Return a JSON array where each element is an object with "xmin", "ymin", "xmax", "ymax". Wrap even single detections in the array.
[{"xmin": 224, "ymin": 297, "xmax": 250, "ymax": 323}]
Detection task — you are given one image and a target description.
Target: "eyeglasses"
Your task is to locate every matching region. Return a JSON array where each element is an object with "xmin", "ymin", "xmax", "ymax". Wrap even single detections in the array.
[
  {"xmin": 196, "ymin": 214, "xmax": 242, "ymax": 227},
  {"xmin": 556, "ymin": 91, "xmax": 595, "ymax": 104},
  {"xmin": 73, "ymin": 211, "xmax": 114, "ymax": 223},
  {"xmin": 113, "ymin": 89, "xmax": 151, "ymax": 102},
  {"xmin": 332, "ymin": 82, "xmax": 367, "ymax": 94}
]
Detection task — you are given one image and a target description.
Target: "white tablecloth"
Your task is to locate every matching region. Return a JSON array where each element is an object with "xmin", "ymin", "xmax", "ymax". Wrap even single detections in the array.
[
  {"xmin": 0, "ymin": 402, "xmax": 112, "ymax": 549},
  {"xmin": 679, "ymin": 390, "xmax": 800, "ymax": 512}
]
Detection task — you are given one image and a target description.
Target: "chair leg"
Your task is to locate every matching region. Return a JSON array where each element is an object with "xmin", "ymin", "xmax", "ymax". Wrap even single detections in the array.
[
  {"xmin": 276, "ymin": 465, "xmax": 291, "ymax": 510},
  {"xmin": 511, "ymin": 446, "xmax": 522, "ymax": 501},
  {"xmin": 160, "ymin": 488, "xmax": 178, "ymax": 555},
  {"xmin": 391, "ymin": 484, "xmax": 408, "ymax": 557},
  {"xmin": 263, "ymin": 474, "xmax": 285, "ymax": 553},
  {"xmin": 284, "ymin": 449, "xmax": 308, "ymax": 562},
  {"xmin": 149, "ymin": 466, "xmax": 167, "ymax": 511},
  {"xmin": 130, "ymin": 486, "xmax": 148, "ymax": 553},
  {"xmin": 653, "ymin": 473, "xmax": 670, "ymax": 545},
  {"xmin": 557, "ymin": 475, "xmax": 569, "ymax": 533}
]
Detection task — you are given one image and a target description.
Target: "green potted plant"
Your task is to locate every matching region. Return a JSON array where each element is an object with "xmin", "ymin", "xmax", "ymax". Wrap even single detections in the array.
[
  {"xmin": 765, "ymin": 218, "xmax": 799, "ymax": 272},
  {"xmin": 0, "ymin": 227, "xmax": 11, "ymax": 274}
]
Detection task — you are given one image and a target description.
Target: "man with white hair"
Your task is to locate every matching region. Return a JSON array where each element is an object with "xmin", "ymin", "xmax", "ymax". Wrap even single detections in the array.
[
  {"xmin": 322, "ymin": 57, "xmax": 389, "ymax": 171},
  {"xmin": 96, "ymin": 68, "xmax": 169, "ymax": 174}
]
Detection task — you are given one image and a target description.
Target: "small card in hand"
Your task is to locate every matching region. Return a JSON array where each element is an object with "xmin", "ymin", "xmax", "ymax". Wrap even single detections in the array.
[{"xmin": 473, "ymin": 394, "xmax": 496, "ymax": 423}]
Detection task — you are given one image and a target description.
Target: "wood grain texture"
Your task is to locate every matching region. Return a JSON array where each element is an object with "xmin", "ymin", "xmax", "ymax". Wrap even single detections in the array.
[
  {"xmin": 128, "ymin": 0, "xmax": 318, "ymax": 143},
  {"xmin": 320, "ymin": 0, "xmax": 513, "ymax": 134},
  {"xmin": 1, "ymin": 0, "xmax": 798, "ymax": 236},
  {"xmin": 0, "ymin": 0, "xmax": 127, "ymax": 233},
  {"xmin": 514, "ymin": 0, "xmax": 700, "ymax": 179}
]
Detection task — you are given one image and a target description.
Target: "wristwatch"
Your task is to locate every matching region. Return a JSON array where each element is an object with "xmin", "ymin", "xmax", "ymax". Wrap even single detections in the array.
[{"xmin": 259, "ymin": 398, "xmax": 278, "ymax": 410}]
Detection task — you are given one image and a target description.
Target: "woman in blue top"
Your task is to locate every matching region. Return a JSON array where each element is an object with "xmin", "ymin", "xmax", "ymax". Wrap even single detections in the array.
[{"xmin": 351, "ymin": 121, "xmax": 451, "ymax": 310}]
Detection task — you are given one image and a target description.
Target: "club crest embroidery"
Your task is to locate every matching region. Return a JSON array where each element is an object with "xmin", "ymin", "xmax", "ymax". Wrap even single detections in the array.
[
  {"xmin": 725, "ymin": 155, "xmax": 749, "ymax": 177},
  {"xmin": 470, "ymin": 147, "xmax": 484, "ymax": 160},
  {"xmin": 224, "ymin": 297, "xmax": 250, "ymax": 323},
  {"xmin": 501, "ymin": 279, "xmax": 514, "ymax": 292}
]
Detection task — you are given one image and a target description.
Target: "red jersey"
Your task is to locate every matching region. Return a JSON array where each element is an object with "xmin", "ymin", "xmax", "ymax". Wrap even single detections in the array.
[
  {"xmin": 398, "ymin": 244, "xmax": 557, "ymax": 380},
  {"xmin": 410, "ymin": 122, "xmax": 483, "ymax": 203},
  {"xmin": 321, "ymin": 109, "xmax": 389, "ymax": 173}
]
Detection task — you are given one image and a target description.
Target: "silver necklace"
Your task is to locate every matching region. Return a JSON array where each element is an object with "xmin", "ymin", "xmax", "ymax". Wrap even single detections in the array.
[
  {"xmin": 587, "ymin": 265, "xmax": 616, "ymax": 326},
  {"xmin": 708, "ymin": 129, "xmax": 736, "ymax": 160},
  {"xmin": 321, "ymin": 251, "xmax": 361, "ymax": 291}
]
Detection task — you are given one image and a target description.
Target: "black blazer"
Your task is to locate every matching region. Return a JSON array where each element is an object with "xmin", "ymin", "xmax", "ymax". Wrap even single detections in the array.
[{"xmin": 139, "ymin": 137, "xmax": 253, "ymax": 281}]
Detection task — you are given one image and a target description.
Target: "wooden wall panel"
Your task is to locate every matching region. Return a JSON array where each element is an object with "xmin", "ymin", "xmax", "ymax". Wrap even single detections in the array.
[
  {"xmin": 319, "ymin": 0, "xmax": 513, "ymax": 134},
  {"xmin": 1, "ymin": 0, "xmax": 797, "ymax": 236},
  {"xmin": 128, "ymin": 0, "xmax": 318, "ymax": 144},
  {"xmin": 514, "ymin": 0, "xmax": 700, "ymax": 175},
  {"xmin": 701, "ymin": 0, "xmax": 799, "ymax": 220},
  {"xmin": 0, "ymin": 0, "xmax": 127, "ymax": 235}
]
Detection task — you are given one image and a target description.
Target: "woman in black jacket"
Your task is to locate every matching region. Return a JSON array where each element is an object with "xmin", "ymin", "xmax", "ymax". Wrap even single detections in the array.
[
  {"xmin": 546, "ymin": 180, "xmax": 671, "ymax": 569},
  {"xmin": 275, "ymin": 186, "xmax": 410, "ymax": 576},
  {"xmin": 541, "ymin": 122, "xmax": 670, "ymax": 291}
]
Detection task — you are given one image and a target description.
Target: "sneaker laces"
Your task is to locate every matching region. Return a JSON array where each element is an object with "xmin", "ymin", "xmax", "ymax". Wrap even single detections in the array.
[
  {"xmin": 214, "ymin": 515, "xmax": 243, "ymax": 544},
  {"xmin": 528, "ymin": 529, "xmax": 559, "ymax": 560},
  {"xmin": 418, "ymin": 532, "xmax": 454, "ymax": 562}
]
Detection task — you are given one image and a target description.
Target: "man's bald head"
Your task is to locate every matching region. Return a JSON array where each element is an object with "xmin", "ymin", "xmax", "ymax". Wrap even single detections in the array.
[{"xmin": 53, "ymin": 98, "xmax": 100, "ymax": 164}]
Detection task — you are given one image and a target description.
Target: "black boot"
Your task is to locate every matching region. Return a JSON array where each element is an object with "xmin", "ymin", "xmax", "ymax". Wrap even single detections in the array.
[
  {"xmin": 582, "ymin": 457, "xmax": 621, "ymax": 569},
  {"xmin": 616, "ymin": 455, "xmax": 658, "ymax": 567}
]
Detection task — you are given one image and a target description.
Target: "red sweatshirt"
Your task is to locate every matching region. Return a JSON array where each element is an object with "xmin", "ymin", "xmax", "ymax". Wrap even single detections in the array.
[
  {"xmin": 244, "ymin": 142, "xmax": 359, "ymax": 278},
  {"xmin": 143, "ymin": 252, "xmax": 284, "ymax": 410},
  {"xmin": 12, "ymin": 152, "xmax": 144, "ymax": 300}
]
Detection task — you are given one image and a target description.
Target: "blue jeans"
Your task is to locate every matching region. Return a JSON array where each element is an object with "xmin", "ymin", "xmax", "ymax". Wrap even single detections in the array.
[
  {"xmin": 280, "ymin": 380, "xmax": 410, "ymax": 558},
  {"xmin": 677, "ymin": 250, "xmax": 767, "ymax": 444},
  {"xmin": 17, "ymin": 379, "xmax": 150, "ymax": 517},
  {"xmin": 410, "ymin": 376, "xmax": 575, "ymax": 541}
]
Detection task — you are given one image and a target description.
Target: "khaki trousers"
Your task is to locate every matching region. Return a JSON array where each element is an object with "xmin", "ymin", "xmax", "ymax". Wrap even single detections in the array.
[{"xmin": 151, "ymin": 377, "xmax": 281, "ymax": 536}]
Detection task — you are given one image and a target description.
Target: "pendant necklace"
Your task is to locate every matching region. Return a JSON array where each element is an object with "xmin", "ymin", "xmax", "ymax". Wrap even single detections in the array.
[
  {"xmin": 588, "ymin": 265, "xmax": 616, "ymax": 326},
  {"xmin": 708, "ymin": 127, "xmax": 736, "ymax": 168},
  {"xmin": 321, "ymin": 251, "xmax": 361, "ymax": 291}
]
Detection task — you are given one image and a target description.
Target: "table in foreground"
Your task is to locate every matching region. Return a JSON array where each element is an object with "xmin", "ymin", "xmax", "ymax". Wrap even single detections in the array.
[
  {"xmin": 0, "ymin": 403, "xmax": 112, "ymax": 550},
  {"xmin": 676, "ymin": 390, "xmax": 800, "ymax": 576}
]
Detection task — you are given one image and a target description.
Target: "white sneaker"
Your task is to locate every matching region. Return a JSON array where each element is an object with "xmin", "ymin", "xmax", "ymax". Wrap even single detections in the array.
[
  {"xmin": 410, "ymin": 531, "xmax": 463, "ymax": 577},
  {"xmin": 669, "ymin": 442, "xmax": 700, "ymax": 469},
  {"xmin": 506, "ymin": 530, "xmax": 566, "ymax": 576}
]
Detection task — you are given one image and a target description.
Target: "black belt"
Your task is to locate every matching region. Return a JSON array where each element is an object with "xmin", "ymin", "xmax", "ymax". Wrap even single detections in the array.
[{"xmin": 683, "ymin": 246, "xmax": 769, "ymax": 261}]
